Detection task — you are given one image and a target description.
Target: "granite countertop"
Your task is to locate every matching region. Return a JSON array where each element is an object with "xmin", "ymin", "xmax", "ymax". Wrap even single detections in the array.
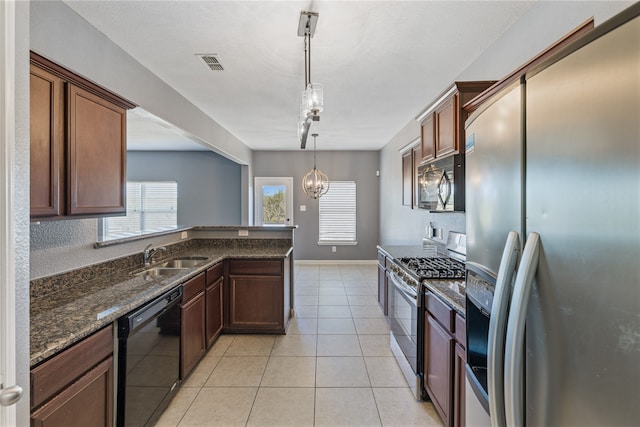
[
  {"xmin": 30, "ymin": 239, "xmax": 292, "ymax": 367},
  {"xmin": 377, "ymin": 244, "xmax": 466, "ymax": 315}
]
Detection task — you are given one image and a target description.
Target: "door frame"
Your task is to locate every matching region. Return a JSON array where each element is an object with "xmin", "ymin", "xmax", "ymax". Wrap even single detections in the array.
[
  {"xmin": 254, "ymin": 177, "xmax": 294, "ymax": 226},
  {"xmin": 0, "ymin": 0, "xmax": 18, "ymax": 423}
]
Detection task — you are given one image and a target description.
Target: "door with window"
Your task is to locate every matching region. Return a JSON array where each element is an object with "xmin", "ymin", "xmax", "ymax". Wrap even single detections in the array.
[{"xmin": 254, "ymin": 177, "xmax": 293, "ymax": 226}]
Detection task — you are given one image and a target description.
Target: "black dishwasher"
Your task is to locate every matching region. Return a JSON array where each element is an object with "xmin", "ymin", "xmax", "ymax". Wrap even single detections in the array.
[{"xmin": 116, "ymin": 286, "xmax": 182, "ymax": 427}]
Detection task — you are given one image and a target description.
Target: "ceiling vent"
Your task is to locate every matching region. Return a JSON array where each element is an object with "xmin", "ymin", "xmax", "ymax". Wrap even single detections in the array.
[{"xmin": 196, "ymin": 54, "xmax": 224, "ymax": 71}]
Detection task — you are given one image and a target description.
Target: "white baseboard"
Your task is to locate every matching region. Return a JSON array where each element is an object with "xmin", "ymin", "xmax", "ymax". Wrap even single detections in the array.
[{"xmin": 294, "ymin": 259, "xmax": 377, "ymax": 265}]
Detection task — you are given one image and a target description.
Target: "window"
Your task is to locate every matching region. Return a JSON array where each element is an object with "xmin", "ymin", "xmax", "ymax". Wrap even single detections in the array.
[
  {"xmin": 318, "ymin": 181, "xmax": 357, "ymax": 245},
  {"xmin": 98, "ymin": 181, "xmax": 177, "ymax": 241}
]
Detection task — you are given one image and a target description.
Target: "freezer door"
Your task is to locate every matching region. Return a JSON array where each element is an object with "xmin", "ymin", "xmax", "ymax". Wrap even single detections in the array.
[
  {"xmin": 465, "ymin": 82, "xmax": 524, "ymax": 275},
  {"xmin": 525, "ymin": 14, "xmax": 640, "ymax": 426}
]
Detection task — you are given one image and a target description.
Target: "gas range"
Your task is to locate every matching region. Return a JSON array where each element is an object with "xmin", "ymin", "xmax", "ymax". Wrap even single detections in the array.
[{"xmin": 388, "ymin": 232, "xmax": 467, "ymax": 293}]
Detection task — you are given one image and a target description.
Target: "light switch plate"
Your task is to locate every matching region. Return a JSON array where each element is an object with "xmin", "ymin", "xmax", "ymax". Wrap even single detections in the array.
[{"xmin": 300, "ymin": 205, "xmax": 306, "ymax": 212}]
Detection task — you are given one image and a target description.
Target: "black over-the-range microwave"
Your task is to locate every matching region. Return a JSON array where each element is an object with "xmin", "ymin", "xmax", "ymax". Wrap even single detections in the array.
[{"xmin": 416, "ymin": 154, "xmax": 465, "ymax": 212}]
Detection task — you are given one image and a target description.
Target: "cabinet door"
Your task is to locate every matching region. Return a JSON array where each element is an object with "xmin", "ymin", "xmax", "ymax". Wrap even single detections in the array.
[
  {"xmin": 205, "ymin": 277, "xmax": 224, "ymax": 347},
  {"xmin": 30, "ymin": 65, "xmax": 64, "ymax": 217},
  {"xmin": 228, "ymin": 275, "xmax": 283, "ymax": 330},
  {"xmin": 180, "ymin": 292, "xmax": 205, "ymax": 379},
  {"xmin": 424, "ymin": 313, "xmax": 454, "ymax": 427},
  {"xmin": 435, "ymin": 94, "xmax": 458, "ymax": 157},
  {"xmin": 67, "ymin": 84, "xmax": 126, "ymax": 216},
  {"xmin": 454, "ymin": 342, "xmax": 466, "ymax": 427},
  {"xmin": 421, "ymin": 114, "xmax": 436, "ymax": 162},
  {"xmin": 31, "ymin": 356, "xmax": 113, "ymax": 427},
  {"xmin": 402, "ymin": 151, "xmax": 413, "ymax": 206}
]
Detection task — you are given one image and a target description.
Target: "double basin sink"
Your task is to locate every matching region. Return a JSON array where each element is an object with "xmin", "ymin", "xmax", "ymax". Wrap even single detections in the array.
[{"xmin": 135, "ymin": 256, "xmax": 209, "ymax": 281}]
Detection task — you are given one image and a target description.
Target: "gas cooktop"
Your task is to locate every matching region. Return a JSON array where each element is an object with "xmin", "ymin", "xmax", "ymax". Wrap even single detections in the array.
[{"xmin": 398, "ymin": 256, "xmax": 466, "ymax": 279}]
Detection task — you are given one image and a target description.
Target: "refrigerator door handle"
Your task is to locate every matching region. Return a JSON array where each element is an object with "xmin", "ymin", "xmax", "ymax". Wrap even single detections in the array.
[
  {"xmin": 504, "ymin": 232, "xmax": 540, "ymax": 427},
  {"xmin": 488, "ymin": 231, "xmax": 520, "ymax": 427}
]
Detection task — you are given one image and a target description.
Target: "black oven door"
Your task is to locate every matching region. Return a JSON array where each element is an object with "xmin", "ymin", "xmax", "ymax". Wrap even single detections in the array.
[{"xmin": 387, "ymin": 270, "xmax": 423, "ymax": 398}]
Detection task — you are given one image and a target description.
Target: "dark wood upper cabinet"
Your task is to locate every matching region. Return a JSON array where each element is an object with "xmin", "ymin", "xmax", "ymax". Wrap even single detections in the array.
[
  {"xmin": 30, "ymin": 65, "xmax": 64, "ymax": 217},
  {"xmin": 29, "ymin": 52, "xmax": 135, "ymax": 220},
  {"xmin": 67, "ymin": 84, "xmax": 127, "ymax": 216},
  {"xmin": 418, "ymin": 81, "xmax": 495, "ymax": 164},
  {"xmin": 420, "ymin": 113, "xmax": 435, "ymax": 163},
  {"xmin": 435, "ymin": 94, "xmax": 458, "ymax": 158}
]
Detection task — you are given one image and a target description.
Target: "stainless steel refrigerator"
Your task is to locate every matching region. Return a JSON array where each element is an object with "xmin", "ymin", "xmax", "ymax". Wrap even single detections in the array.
[{"xmin": 464, "ymin": 5, "xmax": 640, "ymax": 426}]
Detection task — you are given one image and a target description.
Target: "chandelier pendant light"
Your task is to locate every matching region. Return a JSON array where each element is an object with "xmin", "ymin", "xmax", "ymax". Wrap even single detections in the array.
[
  {"xmin": 298, "ymin": 11, "xmax": 323, "ymax": 149},
  {"xmin": 302, "ymin": 134, "xmax": 330, "ymax": 199}
]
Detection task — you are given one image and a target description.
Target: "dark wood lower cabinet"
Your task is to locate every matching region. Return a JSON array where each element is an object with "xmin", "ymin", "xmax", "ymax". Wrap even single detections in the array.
[
  {"xmin": 30, "ymin": 325, "xmax": 113, "ymax": 427},
  {"xmin": 181, "ymin": 273, "xmax": 206, "ymax": 379},
  {"xmin": 31, "ymin": 357, "xmax": 113, "ymax": 427},
  {"xmin": 454, "ymin": 342, "xmax": 466, "ymax": 427},
  {"xmin": 424, "ymin": 313, "xmax": 454, "ymax": 427},
  {"xmin": 181, "ymin": 292, "xmax": 205, "ymax": 379},
  {"xmin": 228, "ymin": 275, "xmax": 283, "ymax": 330},
  {"xmin": 224, "ymin": 258, "xmax": 290, "ymax": 334},
  {"xmin": 205, "ymin": 276, "xmax": 223, "ymax": 346}
]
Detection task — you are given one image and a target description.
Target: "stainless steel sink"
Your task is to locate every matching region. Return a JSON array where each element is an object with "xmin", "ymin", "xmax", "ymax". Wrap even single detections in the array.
[
  {"xmin": 159, "ymin": 257, "xmax": 208, "ymax": 269},
  {"xmin": 136, "ymin": 267, "xmax": 188, "ymax": 281}
]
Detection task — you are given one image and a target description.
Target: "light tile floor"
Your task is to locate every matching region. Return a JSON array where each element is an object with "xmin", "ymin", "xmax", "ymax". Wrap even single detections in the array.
[{"xmin": 156, "ymin": 263, "xmax": 443, "ymax": 427}]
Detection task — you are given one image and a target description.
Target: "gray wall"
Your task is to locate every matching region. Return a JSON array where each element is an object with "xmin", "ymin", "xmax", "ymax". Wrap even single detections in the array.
[
  {"xmin": 127, "ymin": 151, "xmax": 241, "ymax": 226},
  {"xmin": 252, "ymin": 151, "xmax": 380, "ymax": 261},
  {"xmin": 378, "ymin": 1, "xmax": 631, "ymax": 248}
]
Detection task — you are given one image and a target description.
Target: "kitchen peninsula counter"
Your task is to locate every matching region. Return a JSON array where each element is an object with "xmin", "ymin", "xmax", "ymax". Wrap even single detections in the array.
[{"xmin": 30, "ymin": 237, "xmax": 293, "ymax": 367}]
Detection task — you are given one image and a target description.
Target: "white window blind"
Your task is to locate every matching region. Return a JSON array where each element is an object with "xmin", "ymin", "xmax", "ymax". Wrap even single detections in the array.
[
  {"xmin": 100, "ymin": 181, "xmax": 177, "ymax": 241},
  {"xmin": 318, "ymin": 181, "xmax": 357, "ymax": 244}
]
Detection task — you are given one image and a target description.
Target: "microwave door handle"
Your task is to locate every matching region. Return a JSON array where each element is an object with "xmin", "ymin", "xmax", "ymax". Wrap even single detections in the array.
[
  {"xmin": 504, "ymin": 232, "xmax": 540, "ymax": 427},
  {"xmin": 488, "ymin": 231, "xmax": 520, "ymax": 427}
]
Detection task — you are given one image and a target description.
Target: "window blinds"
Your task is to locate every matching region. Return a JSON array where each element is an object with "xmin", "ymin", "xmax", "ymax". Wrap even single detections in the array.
[
  {"xmin": 318, "ymin": 181, "xmax": 356, "ymax": 243},
  {"xmin": 101, "ymin": 182, "xmax": 177, "ymax": 241}
]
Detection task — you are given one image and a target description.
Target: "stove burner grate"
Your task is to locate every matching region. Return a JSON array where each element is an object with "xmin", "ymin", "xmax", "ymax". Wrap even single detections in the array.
[{"xmin": 399, "ymin": 257, "xmax": 465, "ymax": 279}]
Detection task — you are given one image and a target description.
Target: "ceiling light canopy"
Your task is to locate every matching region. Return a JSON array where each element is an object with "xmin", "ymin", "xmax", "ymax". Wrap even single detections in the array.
[
  {"xmin": 298, "ymin": 11, "xmax": 323, "ymax": 149},
  {"xmin": 302, "ymin": 134, "xmax": 330, "ymax": 199}
]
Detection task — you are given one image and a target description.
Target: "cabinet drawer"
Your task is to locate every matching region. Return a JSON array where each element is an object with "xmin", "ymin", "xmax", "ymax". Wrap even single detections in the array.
[
  {"xmin": 206, "ymin": 262, "xmax": 224, "ymax": 285},
  {"xmin": 455, "ymin": 313, "xmax": 466, "ymax": 347},
  {"xmin": 31, "ymin": 325, "xmax": 113, "ymax": 410},
  {"xmin": 182, "ymin": 272, "xmax": 205, "ymax": 303},
  {"xmin": 426, "ymin": 292, "xmax": 454, "ymax": 333},
  {"xmin": 228, "ymin": 259, "xmax": 281, "ymax": 276}
]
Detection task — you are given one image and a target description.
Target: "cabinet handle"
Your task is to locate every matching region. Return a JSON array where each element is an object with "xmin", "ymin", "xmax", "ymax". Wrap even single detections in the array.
[{"xmin": 0, "ymin": 384, "xmax": 23, "ymax": 407}]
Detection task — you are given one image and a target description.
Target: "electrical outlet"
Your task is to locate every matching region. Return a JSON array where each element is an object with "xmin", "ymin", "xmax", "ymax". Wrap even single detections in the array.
[
  {"xmin": 331, "ymin": 246, "xmax": 337, "ymax": 253},
  {"xmin": 300, "ymin": 205, "xmax": 306, "ymax": 212},
  {"xmin": 238, "ymin": 229, "xmax": 249, "ymax": 237},
  {"xmin": 180, "ymin": 231, "xmax": 188, "ymax": 239}
]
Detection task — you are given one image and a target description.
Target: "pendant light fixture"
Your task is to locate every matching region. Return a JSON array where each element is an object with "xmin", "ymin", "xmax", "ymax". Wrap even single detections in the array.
[
  {"xmin": 298, "ymin": 11, "xmax": 323, "ymax": 149},
  {"xmin": 302, "ymin": 134, "xmax": 330, "ymax": 199}
]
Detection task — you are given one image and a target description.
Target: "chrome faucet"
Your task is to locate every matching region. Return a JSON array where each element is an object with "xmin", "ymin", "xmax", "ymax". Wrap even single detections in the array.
[{"xmin": 143, "ymin": 244, "xmax": 166, "ymax": 266}]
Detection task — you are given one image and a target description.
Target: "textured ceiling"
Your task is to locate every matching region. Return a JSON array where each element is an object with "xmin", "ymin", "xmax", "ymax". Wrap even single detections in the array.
[{"xmin": 65, "ymin": 1, "xmax": 536, "ymax": 151}]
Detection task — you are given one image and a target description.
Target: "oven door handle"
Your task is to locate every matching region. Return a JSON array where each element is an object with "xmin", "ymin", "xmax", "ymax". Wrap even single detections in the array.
[
  {"xmin": 488, "ymin": 231, "xmax": 520, "ymax": 427},
  {"xmin": 389, "ymin": 271, "xmax": 418, "ymax": 303}
]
